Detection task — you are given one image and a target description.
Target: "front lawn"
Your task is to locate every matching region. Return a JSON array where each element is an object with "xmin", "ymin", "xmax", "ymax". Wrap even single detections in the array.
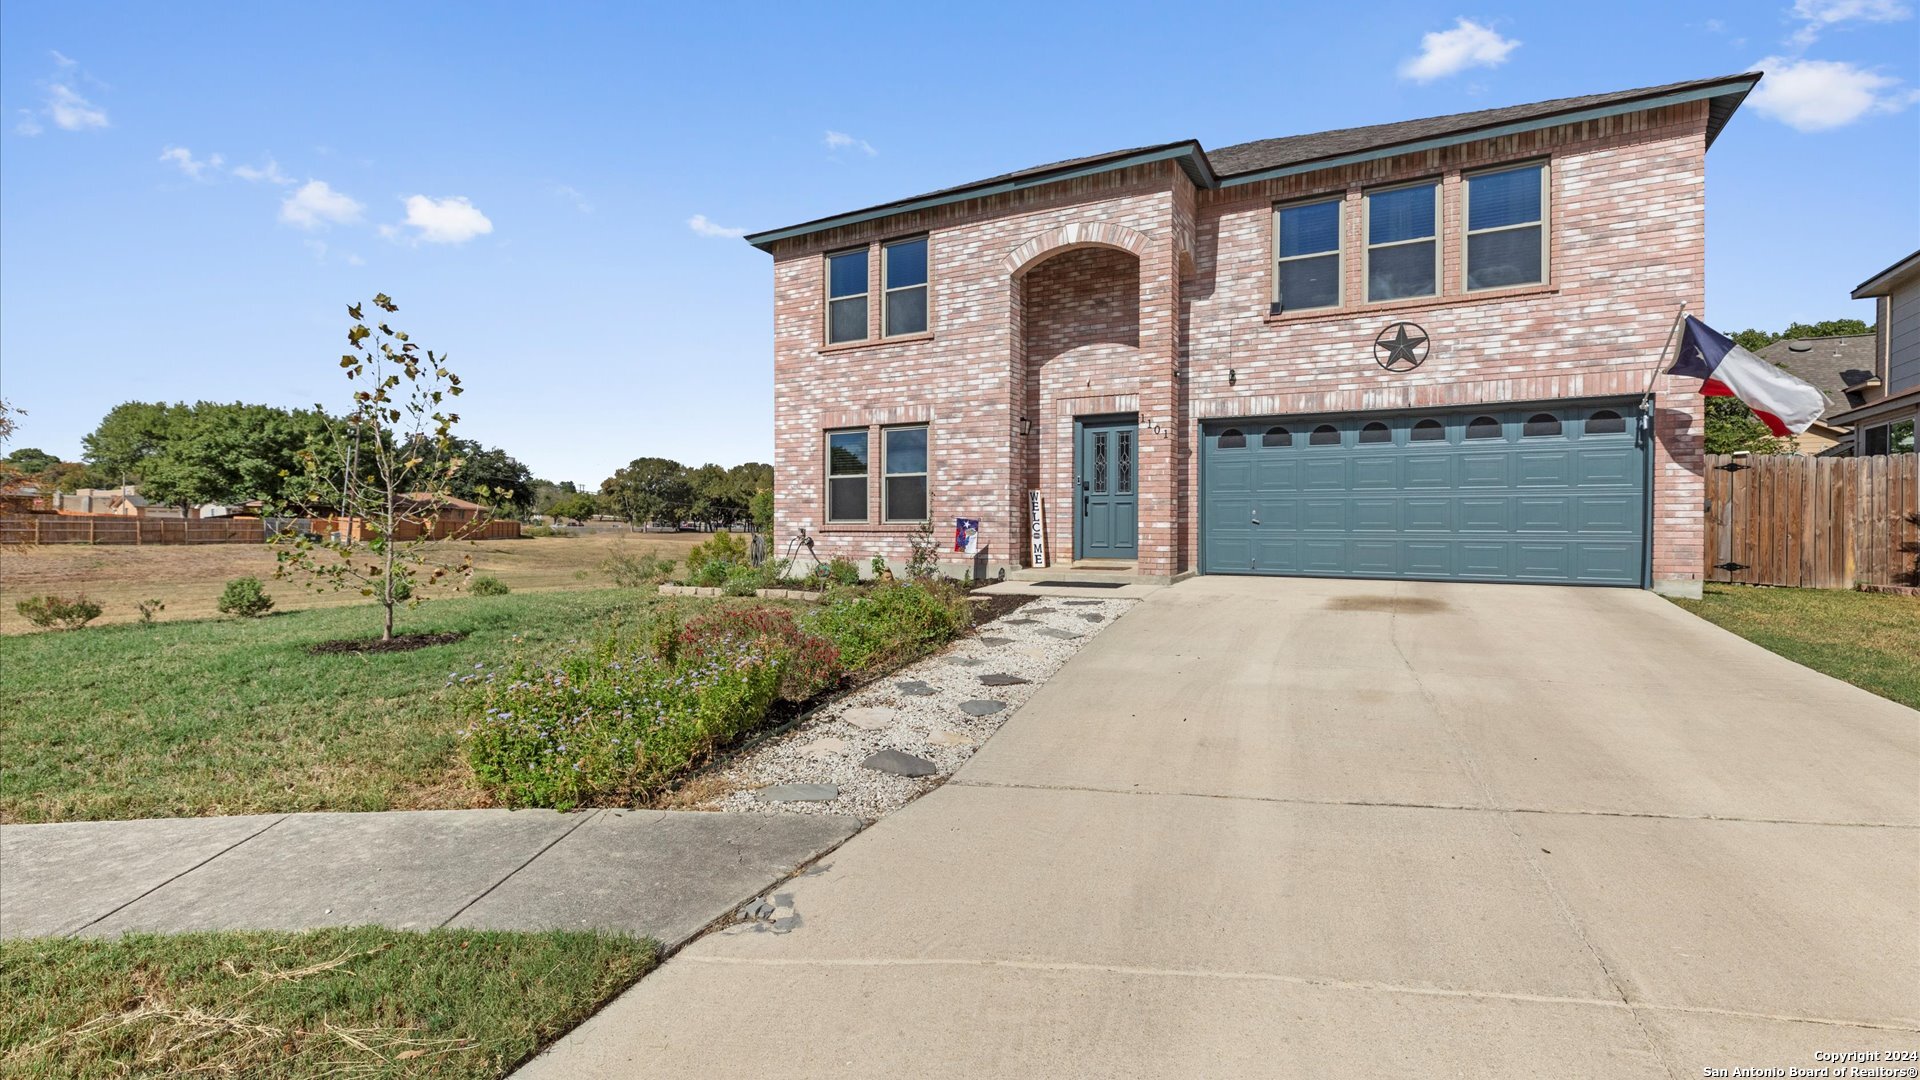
[
  {"xmin": 0, "ymin": 927, "xmax": 656, "ymax": 1078},
  {"xmin": 1670, "ymin": 584, "xmax": 1920, "ymax": 710},
  {"xmin": 0, "ymin": 589, "xmax": 774, "ymax": 823}
]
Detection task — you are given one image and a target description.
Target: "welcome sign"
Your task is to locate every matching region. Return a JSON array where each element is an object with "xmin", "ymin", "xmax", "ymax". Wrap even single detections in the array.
[{"xmin": 1028, "ymin": 490, "xmax": 1048, "ymax": 568}]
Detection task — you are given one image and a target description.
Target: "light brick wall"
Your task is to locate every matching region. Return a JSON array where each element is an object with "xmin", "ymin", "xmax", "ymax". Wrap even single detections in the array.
[{"xmin": 768, "ymin": 101, "xmax": 1712, "ymax": 587}]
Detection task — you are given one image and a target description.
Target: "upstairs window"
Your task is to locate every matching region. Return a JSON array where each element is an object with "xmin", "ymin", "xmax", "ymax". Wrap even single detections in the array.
[
  {"xmin": 1272, "ymin": 198, "xmax": 1342, "ymax": 313},
  {"xmin": 826, "ymin": 249, "xmax": 870, "ymax": 344},
  {"xmin": 882, "ymin": 426, "xmax": 929, "ymax": 522},
  {"xmin": 1466, "ymin": 164, "xmax": 1547, "ymax": 291},
  {"xmin": 1365, "ymin": 182, "xmax": 1438, "ymax": 302},
  {"xmin": 883, "ymin": 237, "xmax": 929, "ymax": 337},
  {"xmin": 826, "ymin": 430, "xmax": 868, "ymax": 521}
]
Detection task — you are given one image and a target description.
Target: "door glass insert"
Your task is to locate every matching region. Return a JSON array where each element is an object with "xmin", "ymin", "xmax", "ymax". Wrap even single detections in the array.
[
  {"xmin": 1092, "ymin": 432, "xmax": 1108, "ymax": 493},
  {"xmin": 1117, "ymin": 431, "xmax": 1133, "ymax": 494}
]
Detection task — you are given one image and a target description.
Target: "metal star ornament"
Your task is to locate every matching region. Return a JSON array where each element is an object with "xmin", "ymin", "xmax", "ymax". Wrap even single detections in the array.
[{"xmin": 1373, "ymin": 322, "xmax": 1430, "ymax": 372}]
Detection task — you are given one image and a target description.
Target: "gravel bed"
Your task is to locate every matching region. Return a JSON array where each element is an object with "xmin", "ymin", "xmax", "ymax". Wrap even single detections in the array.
[{"xmin": 707, "ymin": 595, "xmax": 1137, "ymax": 818}]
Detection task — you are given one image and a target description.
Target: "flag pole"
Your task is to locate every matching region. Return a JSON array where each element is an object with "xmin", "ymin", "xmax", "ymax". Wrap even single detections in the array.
[{"xmin": 1639, "ymin": 304, "xmax": 1690, "ymax": 426}]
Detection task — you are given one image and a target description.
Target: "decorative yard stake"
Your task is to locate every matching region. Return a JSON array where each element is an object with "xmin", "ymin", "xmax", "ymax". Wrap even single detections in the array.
[{"xmin": 273, "ymin": 294, "xmax": 472, "ymax": 640}]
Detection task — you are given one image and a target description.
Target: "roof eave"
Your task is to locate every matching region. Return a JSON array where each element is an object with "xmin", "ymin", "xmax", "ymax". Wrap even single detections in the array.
[
  {"xmin": 1215, "ymin": 74, "xmax": 1760, "ymax": 188},
  {"xmin": 1851, "ymin": 250, "xmax": 1920, "ymax": 298},
  {"xmin": 743, "ymin": 142, "xmax": 1212, "ymax": 251}
]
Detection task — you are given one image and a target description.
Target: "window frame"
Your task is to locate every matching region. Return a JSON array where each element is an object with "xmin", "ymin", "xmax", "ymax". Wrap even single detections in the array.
[
  {"xmin": 1462, "ymin": 160, "xmax": 1550, "ymax": 293},
  {"xmin": 823, "ymin": 428, "xmax": 871, "ymax": 523},
  {"xmin": 1362, "ymin": 178, "xmax": 1442, "ymax": 304},
  {"xmin": 823, "ymin": 247, "xmax": 872, "ymax": 345},
  {"xmin": 881, "ymin": 235, "xmax": 931, "ymax": 339},
  {"xmin": 880, "ymin": 423, "xmax": 931, "ymax": 523},
  {"xmin": 1270, "ymin": 194, "xmax": 1344, "ymax": 314}
]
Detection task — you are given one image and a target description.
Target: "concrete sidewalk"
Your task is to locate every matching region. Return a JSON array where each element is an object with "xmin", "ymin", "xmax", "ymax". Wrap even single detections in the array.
[
  {"xmin": 1, "ymin": 807, "xmax": 859, "ymax": 946},
  {"xmin": 519, "ymin": 576, "xmax": 1919, "ymax": 1078}
]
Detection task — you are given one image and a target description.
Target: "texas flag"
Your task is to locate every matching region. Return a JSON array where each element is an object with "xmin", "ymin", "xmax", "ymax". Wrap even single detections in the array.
[{"xmin": 1669, "ymin": 316, "xmax": 1826, "ymax": 436}]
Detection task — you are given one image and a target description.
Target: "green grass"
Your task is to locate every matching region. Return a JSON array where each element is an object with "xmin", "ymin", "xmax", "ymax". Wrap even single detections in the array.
[
  {"xmin": 1671, "ymin": 584, "xmax": 1920, "ymax": 710},
  {"xmin": 0, "ymin": 927, "xmax": 657, "ymax": 1079},
  {"xmin": 0, "ymin": 589, "xmax": 768, "ymax": 823}
]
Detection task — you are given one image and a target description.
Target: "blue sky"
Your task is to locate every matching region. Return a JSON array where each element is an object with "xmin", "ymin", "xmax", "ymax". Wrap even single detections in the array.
[{"xmin": 2, "ymin": 1, "xmax": 1915, "ymax": 486}]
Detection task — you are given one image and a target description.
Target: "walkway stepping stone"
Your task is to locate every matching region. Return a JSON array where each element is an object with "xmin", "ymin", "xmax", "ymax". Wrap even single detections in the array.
[
  {"xmin": 1080, "ymin": 613, "xmax": 1107, "ymax": 622},
  {"xmin": 959, "ymin": 699, "xmax": 1007, "ymax": 717},
  {"xmin": 978, "ymin": 636, "xmax": 1013, "ymax": 646},
  {"xmin": 842, "ymin": 706, "xmax": 896, "ymax": 731},
  {"xmin": 928, "ymin": 730, "xmax": 976, "ymax": 747},
  {"xmin": 945, "ymin": 656, "xmax": 984, "ymax": 667},
  {"xmin": 756, "ymin": 783, "xmax": 840, "ymax": 804},
  {"xmin": 1062, "ymin": 600, "xmax": 1101, "ymax": 606},
  {"xmin": 1000, "ymin": 617, "xmax": 1037, "ymax": 625},
  {"xmin": 895, "ymin": 680, "xmax": 937, "ymax": 696},
  {"xmin": 799, "ymin": 737, "xmax": 851, "ymax": 759},
  {"xmin": 1013, "ymin": 643, "xmax": 1054, "ymax": 659},
  {"xmin": 978, "ymin": 673, "xmax": 1030, "ymax": 686},
  {"xmin": 1037, "ymin": 627, "xmax": 1082, "ymax": 640},
  {"xmin": 861, "ymin": 749, "xmax": 937, "ymax": 777}
]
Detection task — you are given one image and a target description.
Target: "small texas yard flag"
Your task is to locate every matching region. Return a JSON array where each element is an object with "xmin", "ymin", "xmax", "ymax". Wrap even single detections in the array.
[{"xmin": 1669, "ymin": 316, "xmax": 1826, "ymax": 436}]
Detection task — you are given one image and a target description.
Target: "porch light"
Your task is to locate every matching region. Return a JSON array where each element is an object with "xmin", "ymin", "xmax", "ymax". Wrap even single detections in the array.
[
  {"xmin": 1228, "ymin": 368, "xmax": 1237, "ymax": 386},
  {"xmin": 1018, "ymin": 416, "xmax": 1033, "ymax": 436}
]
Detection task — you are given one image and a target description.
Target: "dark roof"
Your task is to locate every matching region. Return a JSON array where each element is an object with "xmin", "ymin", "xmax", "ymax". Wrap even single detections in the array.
[
  {"xmin": 1206, "ymin": 73, "xmax": 1757, "ymax": 179},
  {"xmin": 1754, "ymin": 334, "xmax": 1880, "ymax": 413},
  {"xmin": 1853, "ymin": 249, "xmax": 1920, "ymax": 298},
  {"xmin": 747, "ymin": 73, "xmax": 1759, "ymax": 250}
]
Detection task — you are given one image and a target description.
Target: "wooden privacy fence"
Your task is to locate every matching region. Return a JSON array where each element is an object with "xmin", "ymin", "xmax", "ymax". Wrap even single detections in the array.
[
  {"xmin": 1703, "ymin": 453, "xmax": 1919, "ymax": 589},
  {"xmin": 0, "ymin": 514, "xmax": 267, "ymax": 546},
  {"xmin": 297, "ymin": 516, "xmax": 522, "ymax": 541}
]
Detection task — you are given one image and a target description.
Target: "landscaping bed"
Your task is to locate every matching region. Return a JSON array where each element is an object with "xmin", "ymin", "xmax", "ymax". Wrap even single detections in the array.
[
  {"xmin": 0, "ymin": 927, "xmax": 657, "ymax": 1079},
  {"xmin": 1670, "ymin": 583, "xmax": 1920, "ymax": 710}
]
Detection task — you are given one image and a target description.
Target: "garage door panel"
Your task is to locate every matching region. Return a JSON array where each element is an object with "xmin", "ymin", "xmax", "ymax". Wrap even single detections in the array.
[
  {"xmin": 1202, "ymin": 400, "xmax": 1645, "ymax": 587},
  {"xmin": 1351, "ymin": 498, "xmax": 1398, "ymax": 531}
]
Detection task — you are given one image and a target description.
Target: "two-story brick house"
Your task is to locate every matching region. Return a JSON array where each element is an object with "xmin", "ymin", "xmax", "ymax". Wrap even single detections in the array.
[{"xmin": 749, "ymin": 73, "xmax": 1762, "ymax": 597}]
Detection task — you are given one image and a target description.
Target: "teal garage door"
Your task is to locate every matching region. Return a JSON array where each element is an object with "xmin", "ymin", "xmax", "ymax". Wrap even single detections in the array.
[{"xmin": 1201, "ymin": 402, "xmax": 1648, "ymax": 586}]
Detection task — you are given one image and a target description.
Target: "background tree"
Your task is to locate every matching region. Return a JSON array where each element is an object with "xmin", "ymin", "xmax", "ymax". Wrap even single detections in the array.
[
  {"xmin": 81, "ymin": 401, "xmax": 183, "ymax": 485},
  {"xmin": 3, "ymin": 448, "xmax": 61, "ymax": 475},
  {"xmin": 439, "ymin": 439, "xmax": 534, "ymax": 513},
  {"xmin": 1729, "ymin": 318, "xmax": 1873, "ymax": 354},
  {"xmin": 274, "ymin": 295, "xmax": 471, "ymax": 641},
  {"xmin": 600, "ymin": 457, "xmax": 690, "ymax": 528},
  {"xmin": 545, "ymin": 492, "xmax": 600, "ymax": 524},
  {"xmin": 529, "ymin": 478, "xmax": 580, "ymax": 514},
  {"xmin": 140, "ymin": 402, "xmax": 332, "ymax": 513}
]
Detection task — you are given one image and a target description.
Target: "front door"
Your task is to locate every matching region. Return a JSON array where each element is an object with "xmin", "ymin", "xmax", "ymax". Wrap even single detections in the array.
[{"xmin": 1075, "ymin": 416, "xmax": 1139, "ymax": 560}]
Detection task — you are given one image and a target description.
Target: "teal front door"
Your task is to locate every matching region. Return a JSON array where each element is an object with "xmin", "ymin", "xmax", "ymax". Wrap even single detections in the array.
[{"xmin": 1075, "ymin": 416, "xmax": 1139, "ymax": 560}]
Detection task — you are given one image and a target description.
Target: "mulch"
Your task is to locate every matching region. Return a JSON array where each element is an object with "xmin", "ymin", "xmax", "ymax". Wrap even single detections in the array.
[
  {"xmin": 967, "ymin": 590, "xmax": 1037, "ymax": 628},
  {"xmin": 307, "ymin": 632, "xmax": 468, "ymax": 655}
]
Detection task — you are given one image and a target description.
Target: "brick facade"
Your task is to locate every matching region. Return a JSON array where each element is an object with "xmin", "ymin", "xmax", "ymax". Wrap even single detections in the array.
[{"xmin": 764, "ymin": 99, "xmax": 1716, "ymax": 592}]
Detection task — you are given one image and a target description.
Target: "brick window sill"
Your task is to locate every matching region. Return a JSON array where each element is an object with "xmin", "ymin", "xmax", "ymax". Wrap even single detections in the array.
[
  {"xmin": 1263, "ymin": 284, "xmax": 1559, "ymax": 326},
  {"xmin": 818, "ymin": 332, "xmax": 935, "ymax": 355},
  {"xmin": 816, "ymin": 521, "xmax": 932, "ymax": 534}
]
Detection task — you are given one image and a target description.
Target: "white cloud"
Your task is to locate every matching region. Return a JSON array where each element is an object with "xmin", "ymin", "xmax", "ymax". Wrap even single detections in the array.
[
  {"xmin": 345, "ymin": 253, "xmax": 366, "ymax": 266},
  {"xmin": 396, "ymin": 194, "xmax": 494, "ymax": 243},
  {"xmin": 232, "ymin": 155, "xmax": 293, "ymax": 185},
  {"xmin": 1398, "ymin": 18, "xmax": 1520, "ymax": 83},
  {"xmin": 1788, "ymin": 0, "xmax": 1911, "ymax": 45},
  {"xmin": 46, "ymin": 82, "xmax": 108, "ymax": 131},
  {"xmin": 15, "ymin": 111, "xmax": 43, "ymax": 136},
  {"xmin": 159, "ymin": 146, "xmax": 223, "ymax": 179},
  {"xmin": 49, "ymin": 50, "xmax": 77, "ymax": 69},
  {"xmin": 687, "ymin": 213, "xmax": 748, "ymax": 238},
  {"xmin": 554, "ymin": 184, "xmax": 593, "ymax": 213},
  {"xmin": 1748, "ymin": 56, "xmax": 1920, "ymax": 129},
  {"xmin": 824, "ymin": 130, "xmax": 878, "ymax": 156},
  {"xmin": 279, "ymin": 179, "xmax": 364, "ymax": 229}
]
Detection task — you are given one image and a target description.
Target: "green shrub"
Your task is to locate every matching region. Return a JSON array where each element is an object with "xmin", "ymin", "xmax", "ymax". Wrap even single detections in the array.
[
  {"xmin": 136, "ymin": 598, "xmax": 166, "ymax": 626},
  {"xmin": 722, "ymin": 562, "xmax": 778, "ymax": 596},
  {"xmin": 684, "ymin": 531, "xmax": 748, "ymax": 579},
  {"xmin": 825, "ymin": 556, "xmax": 861, "ymax": 587},
  {"xmin": 217, "ymin": 577, "xmax": 275, "ymax": 619},
  {"xmin": 525, "ymin": 524, "xmax": 574, "ymax": 538},
  {"xmin": 16, "ymin": 594, "xmax": 103, "ymax": 631},
  {"xmin": 602, "ymin": 545, "xmax": 675, "ymax": 588},
  {"xmin": 470, "ymin": 575, "xmax": 511, "ymax": 597},
  {"xmin": 806, "ymin": 580, "xmax": 970, "ymax": 672},
  {"xmin": 906, "ymin": 520, "xmax": 941, "ymax": 580},
  {"xmin": 460, "ymin": 630, "xmax": 789, "ymax": 810}
]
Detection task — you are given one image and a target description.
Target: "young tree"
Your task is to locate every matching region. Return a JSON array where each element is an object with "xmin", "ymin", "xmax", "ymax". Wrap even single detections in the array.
[{"xmin": 274, "ymin": 295, "xmax": 471, "ymax": 640}]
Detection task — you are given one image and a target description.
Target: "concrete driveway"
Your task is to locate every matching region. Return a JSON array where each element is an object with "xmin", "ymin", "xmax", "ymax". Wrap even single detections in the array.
[{"xmin": 522, "ymin": 577, "xmax": 1920, "ymax": 1078}]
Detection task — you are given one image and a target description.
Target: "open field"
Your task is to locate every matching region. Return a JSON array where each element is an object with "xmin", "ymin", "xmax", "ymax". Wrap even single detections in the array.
[
  {"xmin": 1670, "ymin": 583, "xmax": 1920, "ymax": 710},
  {"xmin": 0, "ymin": 531, "xmax": 714, "ymax": 633},
  {"xmin": 0, "ymin": 927, "xmax": 657, "ymax": 1079},
  {"xmin": 0, "ymin": 588, "xmax": 798, "ymax": 823}
]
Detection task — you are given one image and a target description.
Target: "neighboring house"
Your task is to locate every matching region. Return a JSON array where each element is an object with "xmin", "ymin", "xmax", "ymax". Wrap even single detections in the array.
[
  {"xmin": 1752, "ymin": 334, "xmax": 1876, "ymax": 455},
  {"xmin": 751, "ymin": 73, "xmax": 1765, "ymax": 596},
  {"xmin": 1831, "ymin": 250, "xmax": 1920, "ymax": 456},
  {"xmin": 53, "ymin": 485, "xmax": 149, "ymax": 516}
]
